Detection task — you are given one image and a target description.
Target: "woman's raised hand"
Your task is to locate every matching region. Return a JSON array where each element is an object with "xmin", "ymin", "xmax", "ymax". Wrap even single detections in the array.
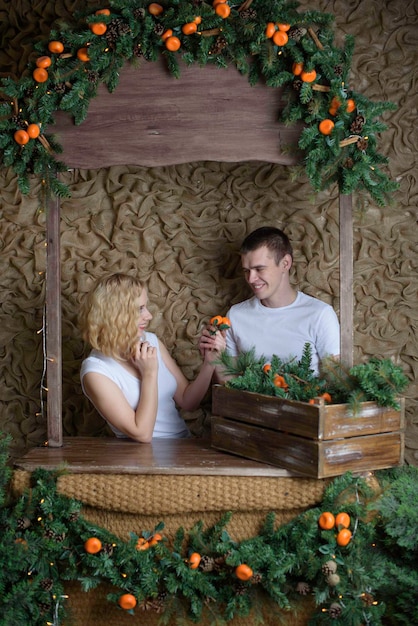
[{"xmin": 132, "ymin": 340, "xmax": 158, "ymax": 376}]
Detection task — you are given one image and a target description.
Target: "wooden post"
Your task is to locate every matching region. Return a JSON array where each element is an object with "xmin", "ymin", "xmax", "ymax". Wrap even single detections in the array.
[
  {"xmin": 46, "ymin": 194, "xmax": 62, "ymax": 446},
  {"xmin": 339, "ymin": 193, "xmax": 354, "ymax": 367}
]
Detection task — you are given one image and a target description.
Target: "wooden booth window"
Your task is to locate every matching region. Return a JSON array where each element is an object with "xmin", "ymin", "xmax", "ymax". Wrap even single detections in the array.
[{"xmin": 46, "ymin": 59, "xmax": 353, "ymax": 447}]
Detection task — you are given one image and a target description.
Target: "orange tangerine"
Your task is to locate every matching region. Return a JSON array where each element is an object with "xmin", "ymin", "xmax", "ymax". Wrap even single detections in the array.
[
  {"xmin": 165, "ymin": 36, "xmax": 181, "ymax": 51},
  {"xmin": 272, "ymin": 30, "xmax": 288, "ymax": 46},
  {"xmin": 118, "ymin": 594, "xmax": 137, "ymax": 610},
  {"xmin": 182, "ymin": 22, "xmax": 198, "ymax": 35},
  {"xmin": 319, "ymin": 119, "xmax": 335, "ymax": 135},
  {"xmin": 48, "ymin": 41, "xmax": 64, "ymax": 54},
  {"xmin": 235, "ymin": 564, "xmax": 253, "ymax": 581},
  {"xmin": 148, "ymin": 3, "xmax": 164, "ymax": 15},
  {"xmin": 77, "ymin": 47, "xmax": 90, "ymax": 62},
  {"xmin": 14, "ymin": 129, "xmax": 30, "ymax": 145},
  {"xmin": 33, "ymin": 67, "xmax": 48, "ymax": 83},
  {"xmin": 215, "ymin": 3, "xmax": 231, "ymax": 18},
  {"xmin": 265, "ymin": 22, "xmax": 276, "ymax": 38},
  {"xmin": 300, "ymin": 69, "xmax": 317, "ymax": 83},
  {"xmin": 27, "ymin": 123, "xmax": 40, "ymax": 139},
  {"xmin": 346, "ymin": 98, "xmax": 356, "ymax": 113},
  {"xmin": 292, "ymin": 62, "xmax": 304, "ymax": 76},
  {"xmin": 90, "ymin": 22, "xmax": 107, "ymax": 35},
  {"xmin": 36, "ymin": 56, "xmax": 52, "ymax": 68}
]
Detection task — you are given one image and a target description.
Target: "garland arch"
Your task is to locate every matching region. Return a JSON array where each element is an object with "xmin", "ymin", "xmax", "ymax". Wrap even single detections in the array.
[{"xmin": 0, "ymin": 0, "xmax": 398, "ymax": 205}]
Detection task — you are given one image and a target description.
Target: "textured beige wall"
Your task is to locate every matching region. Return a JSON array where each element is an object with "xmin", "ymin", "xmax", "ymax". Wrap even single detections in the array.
[{"xmin": 0, "ymin": 1, "xmax": 417, "ymax": 463}]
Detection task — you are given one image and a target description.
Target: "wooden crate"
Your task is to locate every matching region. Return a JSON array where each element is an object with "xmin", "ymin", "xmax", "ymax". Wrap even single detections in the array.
[{"xmin": 211, "ymin": 385, "xmax": 405, "ymax": 478}]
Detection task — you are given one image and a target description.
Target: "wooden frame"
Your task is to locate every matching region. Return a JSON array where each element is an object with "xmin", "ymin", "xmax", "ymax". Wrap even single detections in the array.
[{"xmin": 45, "ymin": 61, "xmax": 354, "ymax": 447}]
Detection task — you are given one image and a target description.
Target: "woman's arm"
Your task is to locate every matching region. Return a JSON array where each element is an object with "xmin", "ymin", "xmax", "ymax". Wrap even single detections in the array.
[
  {"xmin": 159, "ymin": 330, "xmax": 226, "ymax": 411},
  {"xmin": 82, "ymin": 342, "xmax": 159, "ymax": 443}
]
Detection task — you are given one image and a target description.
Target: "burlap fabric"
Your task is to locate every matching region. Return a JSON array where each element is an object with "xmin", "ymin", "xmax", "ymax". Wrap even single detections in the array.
[
  {"xmin": 12, "ymin": 471, "xmax": 327, "ymax": 541},
  {"xmin": 12, "ymin": 470, "xmax": 327, "ymax": 625}
]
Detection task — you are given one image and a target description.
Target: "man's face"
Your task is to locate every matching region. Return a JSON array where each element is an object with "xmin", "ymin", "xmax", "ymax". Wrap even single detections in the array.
[{"xmin": 241, "ymin": 245, "xmax": 290, "ymax": 306}]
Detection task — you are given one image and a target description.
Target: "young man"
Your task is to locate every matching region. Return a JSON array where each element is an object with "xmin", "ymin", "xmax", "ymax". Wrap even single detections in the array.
[{"xmin": 220, "ymin": 226, "xmax": 340, "ymax": 376}]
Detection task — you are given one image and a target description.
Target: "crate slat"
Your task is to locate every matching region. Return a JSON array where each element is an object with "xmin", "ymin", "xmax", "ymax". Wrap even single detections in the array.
[
  {"xmin": 211, "ymin": 417, "xmax": 405, "ymax": 479},
  {"xmin": 212, "ymin": 386, "xmax": 404, "ymax": 441}
]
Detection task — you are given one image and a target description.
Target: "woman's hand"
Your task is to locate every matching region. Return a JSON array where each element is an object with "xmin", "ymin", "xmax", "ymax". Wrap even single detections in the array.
[{"xmin": 131, "ymin": 340, "xmax": 158, "ymax": 377}]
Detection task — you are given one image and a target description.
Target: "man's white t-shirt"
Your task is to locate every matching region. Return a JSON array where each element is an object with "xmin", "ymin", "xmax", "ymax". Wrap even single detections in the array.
[{"xmin": 225, "ymin": 292, "xmax": 340, "ymax": 374}]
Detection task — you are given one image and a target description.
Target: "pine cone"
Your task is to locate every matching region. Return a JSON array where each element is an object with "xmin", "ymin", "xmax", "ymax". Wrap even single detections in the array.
[
  {"xmin": 209, "ymin": 35, "xmax": 227, "ymax": 55},
  {"xmin": 361, "ymin": 592, "xmax": 375, "ymax": 606},
  {"xmin": 17, "ymin": 516, "xmax": 31, "ymax": 530},
  {"xmin": 240, "ymin": 9, "xmax": 257, "ymax": 19},
  {"xmin": 53, "ymin": 532, "xmax": 66, "ymax": 542},
  {"xmin": 357, "ymin": 137, "xmax": 369, "ymax": 151},
  {"xmin": 288, "ymin": 26, "xmax": 307, "ymax": 42},
  {"xmin": 53, "ymin": 82, "xmax": 68, "ymax": 95},
  {"xmin": 87, "ymin": 71, "xmax": 99, "ymax": 84},
  {"xmin": 350, "ymin": 115, "xmax": 365, "ymax": 134},
  {"xmin": 321, "ymin": 560, "xmax": 338, "ymax": 576},
  {"xmin": 39, "ymin": 601, "xmax": 52, "ymax": 614},
  {"xmin": 296, "ymin": 581, "xmax": 311, "ymax": 595},
  {"xmin": 11, "ymin": 114, "xmax": 25, "ymax": 129},
  {"xmin": 40, "ymin": 578, "xmax": 54, "ymax": 591},
  {"xmin": 344, "ymin": 157, "xmax": 354, "ymax": 169},
  {"xmin": 133, "ymin": 8, "xmax": 146, "ymax": 19},
  {"xmin": 327, "ymin": 573, "xmax": 341, "ymax": 587},
  {"xmin": 329, "ymin": 602, "xmax": 342, "ymax": 618},
  {"xmin": 234, "ymin": 582, "xmax": 248, "ymax": 596},
  {"xmin": 133, "ymin": 45, "xmax": 144, "ymax": 58},
  {"xmin": 154, "ymin": 23, "xmax": 165, "ymax": 36},
  {"xmin": 106, "ymin": 18, "xmax": 132, "ymax": 48},
  {"xmin": 139, "ymin": 597, "xmax": 164, "ymax": 612},
  {"xmin": 44, "ymin": 527, "xmax": 55, "ymax": 539},
  {"xmin": 293, "ymin": 79, "xmax": 303, "ymax": 92},
  {"xmin": 68, "ymin": 511, "xmax": 80, "ymax": 522},
  {"xmin": 101, "ymin": 542, "xmax": 114, "ymax": 555},
  {"xmin": 199, "ymin": 555, "xmax": 215, "ymax": 572},
  {"xmin": 334, "ymin": 64, "xmax": 343, "ymax": 77},
  {"xmin": 213, "ymin": 556, "xmax": 226, "ymax": 572},
  {"xmin": 250, "ymin": 572, "xmax": 262, "ymax": 584}
]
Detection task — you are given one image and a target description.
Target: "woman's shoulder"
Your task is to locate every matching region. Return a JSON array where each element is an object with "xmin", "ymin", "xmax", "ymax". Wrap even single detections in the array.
[
  {"xmin": 81, "ymin": 350, "xmax": 118, "ymax": 377},
  {"xmin": 143, "ymin": 331, "xmax": 159, "ymax": 347}
]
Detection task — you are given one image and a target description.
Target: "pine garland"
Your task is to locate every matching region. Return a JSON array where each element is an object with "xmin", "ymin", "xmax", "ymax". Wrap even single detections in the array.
[
  {"xmin": 0, "ymin": 0, "xmax": 398, "ymax": 204},
  {"xmin": 1, "ymin": 435, "xmax": 417, "ymax": 625}
]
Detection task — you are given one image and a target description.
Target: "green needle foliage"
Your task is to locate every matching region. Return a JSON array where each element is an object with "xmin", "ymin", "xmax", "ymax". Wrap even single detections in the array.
[
  {"xmin": 0, "ymin": 0, "xmax": 398, "ymax": 204},
  {"xmin": 218, "ymin": 345, "xmax": 409, "ymax": 410},
  {"xmin": 1, "ymin": 435, "xmax": 417, "ymax": 625}
]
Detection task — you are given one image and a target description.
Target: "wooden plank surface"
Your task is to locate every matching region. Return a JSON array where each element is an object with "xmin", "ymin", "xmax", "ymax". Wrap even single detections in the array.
[
  {"xmin": 49, "ymin": 59, "xmax": 302, "ymax": 169},
  {"xmin": 339, "ymin": 193, "xmax": 354, "ymax": 367},
  {"xmin": 211, "ymin": 417, "xmax": 405, "ymax": 479},
  {"xmin": 46, "ymin": 195, "xmax": 62, "ymax": 447},
  {"xmin": 14, "ymin": 436, "xmax": 295, "ymax": 477}
]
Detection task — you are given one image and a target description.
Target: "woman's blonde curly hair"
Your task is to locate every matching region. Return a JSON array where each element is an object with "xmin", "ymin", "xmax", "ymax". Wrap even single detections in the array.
[{"xmin": 79, "ymin": 273, "xmax": 144, "ymax": 360}]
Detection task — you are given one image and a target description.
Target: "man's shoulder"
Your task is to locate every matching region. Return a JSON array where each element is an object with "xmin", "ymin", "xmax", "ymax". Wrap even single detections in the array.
[
  {"xmin": 297, "ymin": 291, "xmax": 333, "ymax": 310},
  {"xmin": 228, "ymin": 297, "xmax": 257, "ymax": 313}
]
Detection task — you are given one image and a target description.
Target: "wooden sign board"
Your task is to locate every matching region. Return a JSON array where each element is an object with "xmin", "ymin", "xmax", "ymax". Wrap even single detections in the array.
[{"xmin": 50, "ymin": 58, "xmax": 302, "ymax": 169}]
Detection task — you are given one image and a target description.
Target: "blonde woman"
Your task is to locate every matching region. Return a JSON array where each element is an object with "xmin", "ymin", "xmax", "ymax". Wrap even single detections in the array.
[{"xmin": 80, "ymin": 273, "xmax": 225, "ymax": 442}]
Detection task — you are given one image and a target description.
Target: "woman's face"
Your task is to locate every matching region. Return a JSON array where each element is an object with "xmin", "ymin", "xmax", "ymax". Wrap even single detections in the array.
[{"xmin": 136, "ymin": 289, "xmax": 153, "ymax": 338}]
